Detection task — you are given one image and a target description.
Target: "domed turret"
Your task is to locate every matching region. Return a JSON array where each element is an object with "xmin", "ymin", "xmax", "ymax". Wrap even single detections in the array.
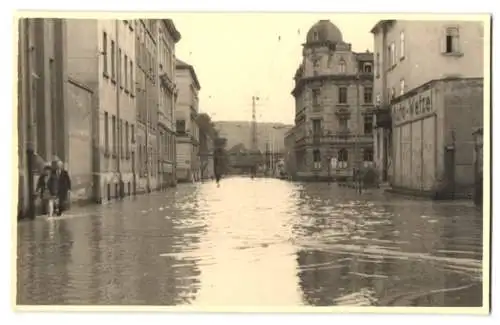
[{"xmin": 306, "ymin": 20, "xmax": 343, "ymax": 44}]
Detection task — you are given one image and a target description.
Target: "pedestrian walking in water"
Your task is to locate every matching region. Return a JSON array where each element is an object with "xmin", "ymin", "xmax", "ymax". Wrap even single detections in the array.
[
  {"xmin": 213, "ymin": 147, "xmax": 225, "ymax": 187},
  {"xmin": 36, "ymin": 164, "xmax": 57, "ymax": 217},
  {"xmin": 52, "ymin": 160, "xmax": 72, "ymax": 216}
]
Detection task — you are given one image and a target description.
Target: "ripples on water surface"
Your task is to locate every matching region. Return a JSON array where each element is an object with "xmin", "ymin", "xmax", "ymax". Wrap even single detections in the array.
[{"xmin": 17, "ymin": 177, "xmax": 484, "ymax": 307}]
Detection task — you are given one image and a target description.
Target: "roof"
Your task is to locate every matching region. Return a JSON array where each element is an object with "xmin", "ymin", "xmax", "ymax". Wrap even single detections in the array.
[
  {"xmin": 355, "ymin": 51, "xmax": 374, "ymax": 61},
  {"xmin": 306, "ymin": 19, "xmax": 344, "ymax": 44},
  {"xmin": 370, "ymin": 20, "xmax": 396, "ymax": 34},
  {"xmin": 175, "ymin": 58, "xmax": 201, "ymax": 90},
  {"xmin": 161, "ymin": 19, "xmax": 181, "ymax": 43}
]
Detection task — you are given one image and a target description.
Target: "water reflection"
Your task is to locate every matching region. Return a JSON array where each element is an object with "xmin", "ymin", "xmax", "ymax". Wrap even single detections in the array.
[
  {"xmin": 17, "ymin": 178, "xmax": 483, "ymax": 307},
  {"xmin": 292, "ymin": 183, "xmax": 483, "ymax": 307}
]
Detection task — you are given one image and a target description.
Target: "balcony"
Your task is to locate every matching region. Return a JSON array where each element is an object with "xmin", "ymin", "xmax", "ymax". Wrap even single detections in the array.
[
  {"xmin": 312, "ymin": 133, "xmax": 322, "ymax": 144},
  {"xmin": 336, "ymin": 129, "xmax": 351, "ymax": 137},
  {"xmin": 335, "ymin": 106, "xmax": 350, "ymax": 117},
  {"xmin": 312, "ymin": 104, "xmax": 322, "ymax": 112}
]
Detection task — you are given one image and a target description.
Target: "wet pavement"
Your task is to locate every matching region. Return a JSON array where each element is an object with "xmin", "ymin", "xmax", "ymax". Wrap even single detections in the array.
[{"xmin": 16, "ymin": 177, "xmax": 484, "ymax": 307}]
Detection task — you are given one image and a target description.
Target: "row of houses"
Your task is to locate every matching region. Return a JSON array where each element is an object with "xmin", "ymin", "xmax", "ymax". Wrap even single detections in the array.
[
  {"xmin": 17, "ymin": 18, "xmax": 215, "ymax": 219},
  {"xmin": 284, "ymin": 19, "xmax": 485, "ymax": 199}
]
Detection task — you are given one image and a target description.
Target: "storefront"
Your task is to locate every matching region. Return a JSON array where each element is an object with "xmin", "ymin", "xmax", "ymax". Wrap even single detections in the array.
[{"xmin": 391, "ymin": 78, "xmax": 483, "ymax": 198}]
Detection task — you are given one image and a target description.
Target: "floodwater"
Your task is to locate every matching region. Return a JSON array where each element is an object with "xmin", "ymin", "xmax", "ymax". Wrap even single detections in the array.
[{"xmin": 16, "ymin": 177, "xmax": 484, "ymax": 307}]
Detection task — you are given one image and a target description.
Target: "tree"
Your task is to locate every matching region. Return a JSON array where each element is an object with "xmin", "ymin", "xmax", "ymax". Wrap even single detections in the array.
[{"xmin": 196, "ymin": 113, "xmax": 218, "ymax": 139}]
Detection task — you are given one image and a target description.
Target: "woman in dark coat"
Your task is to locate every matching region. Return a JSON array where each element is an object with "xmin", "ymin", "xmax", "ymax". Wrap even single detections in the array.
[{"xmin": 36, "ymin": 165, "xmax": 57, "ymax": 217}]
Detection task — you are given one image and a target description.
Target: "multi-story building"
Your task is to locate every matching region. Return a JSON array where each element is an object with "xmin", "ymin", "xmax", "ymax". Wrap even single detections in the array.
[
  {"xmin": 175, "ymin": 59, "xmax": 201, "ymax": 182},
  {"xmin": 284, "ymin": 128, "xmax": 297, "ymax": 178},
  {"xmin": 65, "ymin": 19, "xmax": 137, "ymax": 203},
  {"xmin": 290, "ymin": 20, "xmax": 374, "ymax": 181},
  {"xmin": 156, "ymin": 19, "xmax": 181, "ymax": 189},
  {"xmin": 17, "ymin": 18, "xmax": 68, "ymax": 219},
  {"xmin": 135, "ymin": 19, "xmax": 159, "ymax": 193},
  {"xmin": 371, "ymin": 19, "xmax": 485, "ymax": 198}
]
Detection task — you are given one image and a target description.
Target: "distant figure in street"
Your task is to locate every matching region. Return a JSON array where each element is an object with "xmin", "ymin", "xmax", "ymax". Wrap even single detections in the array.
[
  {"xmin": 36, "ymin": 164, "xmax": 58, "ymax": 217},
  {"xmin": 52, "ymin": 160, "xmax": 72, "ymax": 216},
  {"xmin": 213, "ymin": 147, "xmax": 225, "ymax": 187}
]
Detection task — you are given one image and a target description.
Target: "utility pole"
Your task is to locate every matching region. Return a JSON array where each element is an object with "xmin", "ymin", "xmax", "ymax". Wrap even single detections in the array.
[
  {"xmin": 251, "ymin": 96, "xmax": 259, "ymax": 170},
  {"xmin": 251, "ymin": 96, "xmax": 259, "ymax": 151}
]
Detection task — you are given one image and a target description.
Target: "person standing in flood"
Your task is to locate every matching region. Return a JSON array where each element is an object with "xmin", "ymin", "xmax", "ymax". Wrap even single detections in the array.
[
  {"xmin": 213, "ymin": 147, "xmax": 225, "ymax": 187},
  {"xmin": 36, "ymin": 164, "xmax": 57, "ymax": 217},
  {"xmin": 53, "ymin": 160, "xmax": 72, "ymax": 216}
]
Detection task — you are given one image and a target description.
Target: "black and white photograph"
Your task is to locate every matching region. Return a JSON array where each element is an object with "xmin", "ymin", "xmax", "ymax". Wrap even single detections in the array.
[{"xmin": 10, "ymin": 6, "xmax": 491, "ymax": 319}]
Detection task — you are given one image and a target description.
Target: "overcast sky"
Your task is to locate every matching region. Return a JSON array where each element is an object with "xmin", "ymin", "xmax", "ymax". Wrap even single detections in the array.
[{"xmin": 169, "ymin": 13, "xmax": 378, "ymax": 124}]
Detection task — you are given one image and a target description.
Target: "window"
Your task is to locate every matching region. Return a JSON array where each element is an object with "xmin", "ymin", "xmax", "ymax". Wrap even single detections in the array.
[
  {"xmin": 176, "ymin": 120, "xmax": 186, "ymax": 133},
  {"xmin": 111, "ymin": 40, "xmax": 116, "ymax": 80},
  {"xmin": 363, "ymin": 63, "xmax": 372, "ymax": 73},
  {"xmin": 400, "ymin": 79, "xmax": 405, "ymax": 95},
  {"xmin": 313, "ymin": 58, "xmax": 320, "ymax": 68},
  {"xmin": 375, "ymin": 52, "xmax": 380, "ymax": 77},
  {"xmin": 445, "ymin": 27, "xmax": 460, "ymax": 53},
  {"xmin": 338, "ymin": 117, "xmax": 348, "ymax": 131},
  {"xmin": 312, "ymin": 89, "xmax": 320, "ymax": 107},
  {"xmin": 363, "ymin": 87, "xmax": 373, "ymax": 104},
  {"xmin": 124, "ymin": 54, "xmax": 128, "ymax": 91},
  {"xmin": 390, "ymin": 87, "xmax": 396, "ymax": 100},
  {"xmin": 125, "ymin": 122, "xmax": 129, "ymax": 158},
  {"xmin": 400, "ymin": 31, "xmax": 405, "ymax": 59},
  {"xmin": 121, "ymin": 119, "xmax": 125, "ymax": 158},
  {"xmin": 388, "ymin": 42, "xmax": 396, "ymax": 67},
  {"xmin": 337, "ymin": 149, "xmax": 348, "ymax": 169},
  {"xmin": 112, "ymin": 115, "xmax": 117, "ymax": 156},
  {"xmin": 313, "ymin": 149, "xmax": 321, "ymax": 169},
  {"xmin": 118, "ymin": 48, "xmax": 123, "ymax": 88},
  {"xmin": 102, "ymin": 32, "xmax": 108, "ymax": 76},
  {"xmin": 364, "ymin": 148, "xmax": 374, "ymax": 161},
  {"xmin": 312, "ymin": 119, "xmax": 322, "ymax": 135},
  {"xmin": 313, "ymin": 31, "xmax": 319, "ymax": 41},
  {"xmin": 364, "ymin": 115, "xmax": 373, "ymax": 134},
  {"xmin": 339, "ymin": 60, "xmax": 346, "ymax": 73},
  {"xmin": 104, "ymin": 112, "xmax": 109, "ymax": 154},
  {"xmin": 130, "ymin": 61, "xmax": 134, "ymax": 95},
  {"xmin": 131, "ymin": 123, "xmax": 135, "ymax": 143},
  {"xmin": 338, "ymin": 87, "xmax": 347, "ymax": 104}
]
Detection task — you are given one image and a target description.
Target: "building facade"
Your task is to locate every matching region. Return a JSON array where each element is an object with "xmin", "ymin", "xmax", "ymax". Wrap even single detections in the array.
[
  {"xmin": 371, "ymin": 20, "xmax": 484, "ymax": 197},
  {"xmin": 290, "ymin": 20, "xmax": 374, "ymax": 181},
  {"xmin": 284, "ymin": 128, "xmax": 297, "ymax": 178},
  {"xmin": 17, "ymin": 18, "xmax": 68, "ymax": 219},
  {"xmin": 135, "ymin": 19, "xmax": 159, "ymax": 193},
  {"xmin": 157, "ymin": 19, "xmax": 181, "ymax": 189},
  {"xmin": 65, "ymin": 19, "xmax": 137, "ymax": 203},
  {"xmin": 175, "ymin": 59, "xmax": 201, "ymax": 183}
]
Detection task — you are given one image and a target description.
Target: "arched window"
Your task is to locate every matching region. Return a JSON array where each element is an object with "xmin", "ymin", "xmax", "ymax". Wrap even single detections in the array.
[
  {"xmin": 339, "ymin": 60, "xmax": 346, "ymax": 73},
  {"xmin": 363, "ymin": 63, "xmax": 372, "ymax": 73},
  {"xmin": 337, "ymin": 149, "xmax": 348, "ymax": 169}
]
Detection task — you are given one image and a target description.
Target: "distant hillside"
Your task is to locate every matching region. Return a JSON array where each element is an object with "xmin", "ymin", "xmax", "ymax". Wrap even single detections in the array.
[{"xmin": 213, "ymin": 121, "xmax": 293, "ymax": 153}]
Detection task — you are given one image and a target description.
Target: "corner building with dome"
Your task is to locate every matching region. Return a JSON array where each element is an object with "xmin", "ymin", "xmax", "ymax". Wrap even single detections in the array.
[{"xmin": 286, "ymin": 20, "xmax": 375, "ymax": 181}]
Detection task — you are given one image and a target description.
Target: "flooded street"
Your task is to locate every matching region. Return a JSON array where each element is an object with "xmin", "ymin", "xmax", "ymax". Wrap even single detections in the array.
[{"xmin": 16, "ymin": 177, "xmax": 483, "ymax": 307}]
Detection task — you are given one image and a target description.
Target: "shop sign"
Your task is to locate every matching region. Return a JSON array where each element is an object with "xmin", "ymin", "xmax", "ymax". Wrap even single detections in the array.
[{"xmin": 392, "ymin": 88, "xmax": 434, "ymax": 125}]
